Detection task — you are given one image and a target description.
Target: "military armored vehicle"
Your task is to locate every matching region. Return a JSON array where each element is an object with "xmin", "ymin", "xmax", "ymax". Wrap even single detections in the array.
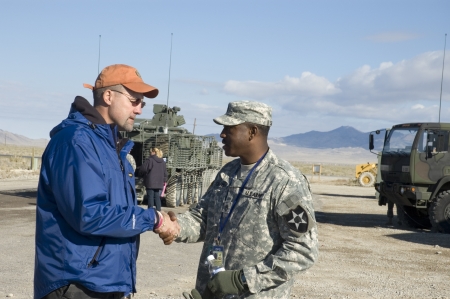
[
  {"xmin": 370, "ymin": 123, "xmax": 450, "ymax": 233},
  {"xmin": 122, "ymin": 104, "xmax": 223, "ymax": 207}
]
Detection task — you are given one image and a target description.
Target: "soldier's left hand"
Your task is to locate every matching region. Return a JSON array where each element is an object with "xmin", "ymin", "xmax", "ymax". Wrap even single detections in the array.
[
  {"xmin": 207, "ymin": 270, "xmax": 247, "ymax": 296},
  {"xmin": 182, "ymin": 288, "xmax": 214, "ymax": 299}
]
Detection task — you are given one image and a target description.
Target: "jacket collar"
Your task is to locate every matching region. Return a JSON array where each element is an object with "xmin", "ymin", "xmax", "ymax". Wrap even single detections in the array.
[
  {"xmin": 50, "ymin": 96, "xmax": 124, "ymax": 150},
  {"xmin": 71, "ymin": 96, "xmax": 107, "ymax": 124}
]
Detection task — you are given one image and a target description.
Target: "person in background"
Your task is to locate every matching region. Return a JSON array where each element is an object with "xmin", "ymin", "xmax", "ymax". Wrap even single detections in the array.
[
  {"xmin": 34, "ymin": 64, "xmax": 178, "ymax": 299},
  {"xmin": 386, "ymin": 198, "xmax": 403, "ymax": 226},
  {"xmin": 139, "ymin": 147, "xmax": 168, "ymax": 211},
  {"xmin": 159, "ymin": 101, "xmax": 319, "ymax": 299}
]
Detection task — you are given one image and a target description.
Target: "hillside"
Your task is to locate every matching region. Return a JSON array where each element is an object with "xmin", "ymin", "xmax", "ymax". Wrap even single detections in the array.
[
  {"xmin": 277, "ymin": 126, "xmax": 368, "ymax": 149},
  {"xmin": 0, "ymin": 129, "xmax": 48, "ymax": 148},
  {"xmin": 2, "ymin": 126, "xmax": 381, "ymax": 152},
  {"xmin": 208, "ymin": 126, "xmax": 382, "ymax": 150}
]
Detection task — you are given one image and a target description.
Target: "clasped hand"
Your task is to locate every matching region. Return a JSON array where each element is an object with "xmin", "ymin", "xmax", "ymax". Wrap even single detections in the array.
[{"xmin": 153, "ymin": 211, "xmax": 180, "ymax": 245}]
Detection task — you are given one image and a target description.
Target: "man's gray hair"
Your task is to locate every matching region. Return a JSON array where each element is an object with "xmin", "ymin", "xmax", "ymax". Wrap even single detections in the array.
[{"xmin": 93, "ymin": 84, "xmax": 124, "ymax": 106}]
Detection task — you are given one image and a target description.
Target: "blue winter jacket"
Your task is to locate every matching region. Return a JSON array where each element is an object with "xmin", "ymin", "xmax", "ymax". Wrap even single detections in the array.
[{"xmin": 34, "ymin": 98, "xmax": 157, "ymax": 298}]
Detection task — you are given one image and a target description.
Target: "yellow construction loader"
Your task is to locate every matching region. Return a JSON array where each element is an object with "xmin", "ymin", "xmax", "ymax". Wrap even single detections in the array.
[{"xmin": 355, "ymin": 162, "xmax": 377, "ymax": 187}]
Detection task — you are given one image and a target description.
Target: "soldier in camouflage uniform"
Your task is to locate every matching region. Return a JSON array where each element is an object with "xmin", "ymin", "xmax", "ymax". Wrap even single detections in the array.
[{"xmin": 160, "ymin": 101, "xmax": 319, "ymax": 299}]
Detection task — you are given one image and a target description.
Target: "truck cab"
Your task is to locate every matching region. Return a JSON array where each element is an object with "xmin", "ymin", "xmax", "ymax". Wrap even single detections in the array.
[{"xmin": 371, "ymin": 123, "xmax": 450, "ymax": 233}]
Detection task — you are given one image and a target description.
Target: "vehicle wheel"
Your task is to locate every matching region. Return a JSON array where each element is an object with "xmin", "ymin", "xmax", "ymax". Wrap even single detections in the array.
[
  {"xmin": 429, "ymin": 190, "xmax": 450, "ymax": 233},
  {"xmin": 165, "ymin": 174, "xmax": 179, "ymax": 208},
  {"xmin": 358, "ymin": 172, "xmax": 375, "ymax": 187},
  {"xmin": 400, "ymin": 206, "xmax": 431, "ymax": 229}
]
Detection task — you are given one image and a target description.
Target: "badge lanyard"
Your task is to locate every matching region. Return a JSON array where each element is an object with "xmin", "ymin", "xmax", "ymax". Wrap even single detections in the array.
[{"xmin": 215, "ymin": 150, "xmax": 268, "ymax": 245}]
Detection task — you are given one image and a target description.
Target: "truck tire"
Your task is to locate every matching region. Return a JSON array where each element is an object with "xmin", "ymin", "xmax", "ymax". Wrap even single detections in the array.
[
  {"xmin": 165, "ymin": 174, "xmax": 179, "ymax": 208},
  {"xmin": 429, "ymin": 191, "xmax": 450, "ymax": 233},
  {"xmin": 358, "ymin": 172, "xmax": 375, "ymax": 187},
  {"xmin": 400, "ymin": 206, "xmax": 431, "ymax": 229}
]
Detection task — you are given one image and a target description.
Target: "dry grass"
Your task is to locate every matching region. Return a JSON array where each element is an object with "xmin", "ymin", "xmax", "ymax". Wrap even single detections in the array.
[
  {"xmin": 289, "ymin": 161, "xmax": 354, "ymax": 177},
  {"xmin": 309, "ymin": 178, "xmax": 360, "ymax": 186},
  {"xmin": 0, "ymin": 144, "xmax": 45, "ymax": 156},
  {"xmin": 0, "ymin": 146, "xmax": 358, "ymax": 185},
  {"xmin": 223, "ymin": 158, "xmax": 358, "ymax": 186},
  {"xmin": 0, "ymin": 144, "xmax": 44, "ymax": 179},
  {"xmin": 223, "ymin": 158, "xmax": 355, "ymax": 177},
  {"xmin": 290, "ymin": 161, "xmax": 358, "ymax": 186}
]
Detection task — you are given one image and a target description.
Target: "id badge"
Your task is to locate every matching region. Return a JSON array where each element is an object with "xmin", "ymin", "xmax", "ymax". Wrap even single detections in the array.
[{"xmin": 211, "ymin": 245, "xmax": 224, "ymax": 267}]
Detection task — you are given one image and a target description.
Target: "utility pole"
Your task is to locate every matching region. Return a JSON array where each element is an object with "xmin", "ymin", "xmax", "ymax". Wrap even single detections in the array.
[
  {"xmin": 164, "ymin": 33, "xmax": 174, "ymax": 134},
  {"xmin": 439, "ymin": 33, "xmax": 447, "ymax": 123},
  {"xmin": 193, "ymin": 118, "xmax": 196, "ymax": 134},
  {"xmin": 98, "ymin": 35, "xmax": 101, "ymax": 74}
]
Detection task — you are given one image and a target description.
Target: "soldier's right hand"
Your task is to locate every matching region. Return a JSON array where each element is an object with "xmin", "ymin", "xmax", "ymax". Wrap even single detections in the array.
[{"xmin": 154, "ymin": 211, "xmax": 180, "ymax": 245}]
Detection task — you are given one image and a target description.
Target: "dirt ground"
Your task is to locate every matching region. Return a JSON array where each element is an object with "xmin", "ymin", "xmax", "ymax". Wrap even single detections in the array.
[{"xmin": 0, "ymin": 179, "xmax": 449, "ymax": 299}]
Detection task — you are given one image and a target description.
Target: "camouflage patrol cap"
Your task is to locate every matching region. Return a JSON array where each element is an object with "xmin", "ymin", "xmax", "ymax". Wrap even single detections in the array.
[{"xmin": 213, "ymin": 101, "xmax": 272, "ymax": 127}]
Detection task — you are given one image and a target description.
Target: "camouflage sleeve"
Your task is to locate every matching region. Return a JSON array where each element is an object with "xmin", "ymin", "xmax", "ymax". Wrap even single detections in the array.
[
  {"xmin": 175, "ymin": 179, "xmax": 216, "ymax": 243},
  {"xmin": 243, "ymin": 175, "xmax": 319, "ymax": 294}
]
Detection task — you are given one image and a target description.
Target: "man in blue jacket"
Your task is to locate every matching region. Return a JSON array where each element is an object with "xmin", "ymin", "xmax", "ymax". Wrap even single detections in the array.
[{"xmin": 34, "ymin": 64, "xmax": 177, "ymax": 299}]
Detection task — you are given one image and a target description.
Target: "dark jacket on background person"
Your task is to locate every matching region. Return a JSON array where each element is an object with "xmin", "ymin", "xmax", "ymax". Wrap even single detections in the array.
[
  {"xmin": 34, "ymin": 96, "xmax": 158, "ymax": 299},
  {"xmin": 139, "ymin": 155, "xmax": 168, "ymax": 189}
]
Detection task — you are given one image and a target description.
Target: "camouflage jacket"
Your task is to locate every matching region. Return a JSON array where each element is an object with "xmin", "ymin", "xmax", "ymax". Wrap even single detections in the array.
[{"xmin": 176, "ymin": 149, "xmax": 319, "ymax": 298}]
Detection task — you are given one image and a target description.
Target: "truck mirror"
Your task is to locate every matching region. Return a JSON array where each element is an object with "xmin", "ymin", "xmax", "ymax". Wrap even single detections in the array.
[{"xmin": 369, "ymin": 134, "xmax": 374, "ymax": 151}]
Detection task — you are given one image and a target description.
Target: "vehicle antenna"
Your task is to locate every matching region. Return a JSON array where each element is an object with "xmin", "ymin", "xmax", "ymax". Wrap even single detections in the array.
[
  {"xmin": 439, "ymin": 33, "xmax": 447, "ymax": 123},
  {"xmin": 164, "ymin": 33, "xmax": 173, "ymax": 134},
  {"xmin": 97, "ymin": 35, "xmax": 101, "ymax": 74}
]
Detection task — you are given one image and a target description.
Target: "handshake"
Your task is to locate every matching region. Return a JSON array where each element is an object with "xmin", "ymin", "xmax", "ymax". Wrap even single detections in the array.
[{"xmin": 153, "ymin": 211, "xmax": 180, "ymax": 245}]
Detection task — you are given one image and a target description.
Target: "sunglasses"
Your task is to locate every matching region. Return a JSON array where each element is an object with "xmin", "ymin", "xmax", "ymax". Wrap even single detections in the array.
[{"xmin": 110, "ymin": 90, "xmax": 146, "ymax": 108}]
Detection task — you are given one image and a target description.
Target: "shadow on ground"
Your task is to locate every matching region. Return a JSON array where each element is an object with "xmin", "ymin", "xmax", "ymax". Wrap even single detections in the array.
[
  {"xmin": 316, "ymin": 210, "xmax": 450, "ymax": 247},
  {"xmin": 315, "ymin": 211, "xmax": 388, "ymax": 227},
  {"xmin": 386, "ymin": 232, "xmax": 450, "ymax": 249},
  {"xmin": 0, "ymin": 189, "xmax": 37, "ymax": 210},
  {"xmin": 317, "ymin": 193, "xmax": 375, "ymax": 199},
  {"xmin": 0, "ymin": 189, "xmax": 37, "ymax": 199}
]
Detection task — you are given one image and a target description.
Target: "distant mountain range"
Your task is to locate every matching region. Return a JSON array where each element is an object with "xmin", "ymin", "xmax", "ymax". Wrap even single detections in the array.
[
  {"xmin": 2, "ymin": 126, "xmax": 382, "ymax": 150},
  {"xmin": 0, "ymin": 129, "xmax": 49, "ymax": 148},
  {"xmin": 275, "ymin": 126, "xmax": 372, "ymax": 149},
  {"xmin": 208, "ymin": 126, "xmax": 384, "ymax": 150}
]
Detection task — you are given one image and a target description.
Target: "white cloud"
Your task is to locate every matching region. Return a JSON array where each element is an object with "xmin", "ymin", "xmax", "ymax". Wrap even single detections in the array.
[
  {"xmin": 2, "ymin": 51, "xmax": 448, "ymax": 139},
  {"xmin": 335, "ymin": 51, "xmax": 447, "ymax": 104},
  {"xmin": 223, "ymin": 72, "xmax": 340, "ymax": 99},
  {"xmin": 220, "ymin": 51, "xmax": 450, "ymax": 127},
  {"xmin": 364, "ymin": 32, "xmax": 421, "ymax": 43}
]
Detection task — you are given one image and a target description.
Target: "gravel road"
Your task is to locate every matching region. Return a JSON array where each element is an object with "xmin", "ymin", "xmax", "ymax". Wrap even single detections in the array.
[{"xmin": 0, "ymin": 179, "xmax": 449, "ymax": 299}]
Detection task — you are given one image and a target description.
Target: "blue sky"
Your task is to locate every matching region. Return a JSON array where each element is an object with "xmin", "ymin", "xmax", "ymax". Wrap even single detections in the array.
[{"xmin": 0, "ymin": 0, "xmax": 449, "ymax": 140}]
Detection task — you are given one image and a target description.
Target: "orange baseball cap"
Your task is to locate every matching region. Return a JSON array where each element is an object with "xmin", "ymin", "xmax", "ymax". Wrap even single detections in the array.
[{"xmin": 83, "ymin": 64, "xmax": 159, "ymax": 98}]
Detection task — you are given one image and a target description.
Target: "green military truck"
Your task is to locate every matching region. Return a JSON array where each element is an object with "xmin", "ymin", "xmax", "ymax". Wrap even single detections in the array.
[
  {"xmin": 122, "ymin": 104, "xmax": 223, "ymax": 207},
  {"xmin": 370, "ymin": 123, "xmax": 450, "ymax": 233}
]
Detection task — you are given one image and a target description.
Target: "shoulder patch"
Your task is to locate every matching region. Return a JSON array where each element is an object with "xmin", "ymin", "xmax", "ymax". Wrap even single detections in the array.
[
  {"xmin": 283, "ymin": 205, "xmax": 309, "ymax": 233},
  {"xmin": 276, "ymin": 192, "xmax": 315, "ymax": 235}
]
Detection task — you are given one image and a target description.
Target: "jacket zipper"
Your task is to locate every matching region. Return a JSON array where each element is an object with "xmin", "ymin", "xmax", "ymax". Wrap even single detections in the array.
[{"xmin": 87, "ymin": 238, "xmax": 106, "ymax": 268}]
